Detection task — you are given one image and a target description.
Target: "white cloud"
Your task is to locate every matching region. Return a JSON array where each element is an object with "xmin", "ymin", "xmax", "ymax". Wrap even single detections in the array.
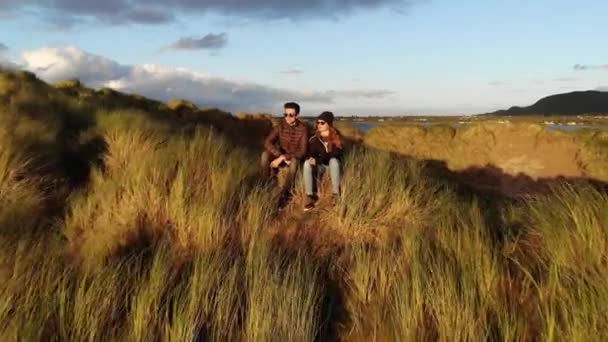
[
  {"xmin": 17, "ymin": 46, "xmax": 393, "ymax": 112},
  {"xmin": 103, "ymin": 64, "xmax": 332, "ymax": 110},
  {"xmin": 21, "ymin": 46, "xmax": 129, "ymax": 85}
]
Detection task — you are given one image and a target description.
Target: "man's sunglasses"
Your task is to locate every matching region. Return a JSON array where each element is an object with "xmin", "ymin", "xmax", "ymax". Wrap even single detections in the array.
[
  {"xmin": 317, "ymin": 121, "xmax": 327, "ymax": 126},
  {"xmin": 283, "ymin": 113, "xmax": 297, "ymax": 118}
]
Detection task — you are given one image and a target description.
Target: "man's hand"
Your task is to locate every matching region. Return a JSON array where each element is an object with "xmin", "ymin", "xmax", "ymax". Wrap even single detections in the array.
[
  {"xmin": 270, "ymin": 155, "xmax": 285, "ymax": 168},
  {"xmin": 308, "ymin": 157, "xmax": 316, "ymax": 166}
]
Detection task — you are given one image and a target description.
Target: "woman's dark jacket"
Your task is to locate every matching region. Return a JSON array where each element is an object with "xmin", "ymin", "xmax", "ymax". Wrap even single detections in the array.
[{"xmin": 307, "ymin": 135, "xmax": 343, "ymax": 165}]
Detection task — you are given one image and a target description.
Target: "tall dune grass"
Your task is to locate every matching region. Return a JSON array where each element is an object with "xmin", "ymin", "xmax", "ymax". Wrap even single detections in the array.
[
  {"xmin": 63, "ymin": 110, "xmax": 259, "ymax": 267},
  {"xmin": 525, "ymin": 186, "xmax": 608, "ymax": 340},
  {"xmin": 2, "ymin": 69, "xmax": 608, "ymax": 341}
]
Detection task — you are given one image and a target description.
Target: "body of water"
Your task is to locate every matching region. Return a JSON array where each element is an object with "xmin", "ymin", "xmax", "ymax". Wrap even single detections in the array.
[
  {"xmin": 351, "ymin": 122, "xmax": 378, "ymax": 132},
  {"xmin": 545, "ymin": 124, "xmax": 608, "ymax": 132},
  {"xmin": 351, "ymin": 121, "xmax": 465, "ymax": 132},
  {"xmin": 351, "ymin": 122, "xmax": 608, "ymax": 133}
]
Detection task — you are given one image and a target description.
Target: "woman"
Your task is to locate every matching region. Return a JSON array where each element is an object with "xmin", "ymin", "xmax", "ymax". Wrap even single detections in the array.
[{"xmin": 303, "ymin": 111, "xmax": 344, "ymax": 211}]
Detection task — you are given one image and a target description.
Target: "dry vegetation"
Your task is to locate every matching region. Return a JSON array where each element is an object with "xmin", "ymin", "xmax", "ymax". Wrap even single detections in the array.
[
  {"xmin": 1, "ymin": 68, "xmax": 608, "ymax": 341},
  {"xmin": 365, "ymin": 123, "xmax": 608, "ymax": 195}
]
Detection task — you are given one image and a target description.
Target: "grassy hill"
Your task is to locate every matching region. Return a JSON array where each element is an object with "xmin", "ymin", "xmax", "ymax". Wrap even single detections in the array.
[
  {"xmin": 1, "ymin": 68, "xmax": 608, "ymax": 341},
  {"xmin": 489, "ymin": 90, "xmax": 608, "ymax": 116}
]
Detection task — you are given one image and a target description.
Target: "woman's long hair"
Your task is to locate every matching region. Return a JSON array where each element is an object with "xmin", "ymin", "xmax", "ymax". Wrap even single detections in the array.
[{"xmin": 315, "ymin": 124, "xmax": 343, "ymax": 151}]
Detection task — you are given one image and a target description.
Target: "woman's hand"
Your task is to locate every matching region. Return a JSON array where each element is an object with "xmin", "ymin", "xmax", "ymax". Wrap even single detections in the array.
[{"xmin": 308, "ymin": 157, "xmax": 316, "ymax": 166}]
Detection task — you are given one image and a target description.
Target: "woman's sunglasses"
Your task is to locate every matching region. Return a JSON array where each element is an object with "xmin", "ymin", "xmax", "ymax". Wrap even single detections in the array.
[
  {"xmin": 283, "ymin": 113, "xmax": 296, "ymax": 118},
  {"xmin": 317, "ymin": 121, "xmax": 327, "ymax": 126}
]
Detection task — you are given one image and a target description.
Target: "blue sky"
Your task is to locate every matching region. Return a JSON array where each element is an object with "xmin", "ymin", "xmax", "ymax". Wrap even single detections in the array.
[{"xmin": 1, "ymin": 0, "xmax": 606, "ymax": 115}]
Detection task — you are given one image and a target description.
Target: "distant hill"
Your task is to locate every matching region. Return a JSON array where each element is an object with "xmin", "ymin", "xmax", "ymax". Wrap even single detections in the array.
[{"xmin": 488, "ymin": 90, "xmax": 608, "ymax": 116}]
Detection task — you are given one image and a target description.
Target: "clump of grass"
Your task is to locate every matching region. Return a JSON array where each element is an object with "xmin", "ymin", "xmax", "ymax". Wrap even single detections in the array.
[
  {"xmin": 0, "ymin": 232, "xmax": 67, "ymax": 341},
  {"xmin": 245, "ymin": 243, "xmax": 322, "ymax": 342},
  {"xmin": 64, "ymin": 110, "xmax": 258, "ymax": 267},
  {"xmin": 0, "ymin": 128, "xmax": 45, "ymax": 238},
  {"xmin": 337, "ymin": 184, "xmax": 509, "ymax": 340},
  {"xmin": 523, "ymin": 185, "xmax": 608, "ymax": 340},
  {"xmin": 414, "ymin": 198, "xmax": 505, "ymax": 340},
  {"xmin": 57, "ymin": 256, "xmax": 143, "ymax": 341},
  {"xmin": 575, "ymin": 130, "xmax": 608, "ymax": 179},
  {"xmin": 166, "ymin": 251, "xmax": 244, "ymax": 342},
  {"xmin": 330, "ymin": 146, "xmax": 435, "ymax": 239},
  {"xmin": 166, "ymin": 98, "xmax": 199, "ymax": 111}
]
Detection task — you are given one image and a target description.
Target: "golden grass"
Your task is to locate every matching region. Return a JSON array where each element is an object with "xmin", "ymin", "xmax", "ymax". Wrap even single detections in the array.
[{"xmin": 1, "ymin": 69, "xmax": 608, "ymax": 341}]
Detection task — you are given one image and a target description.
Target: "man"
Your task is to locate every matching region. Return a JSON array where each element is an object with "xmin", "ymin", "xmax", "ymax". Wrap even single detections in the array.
[{"xmin": 261, "ymin": 102, "xmax": 309, "ymax": 207}]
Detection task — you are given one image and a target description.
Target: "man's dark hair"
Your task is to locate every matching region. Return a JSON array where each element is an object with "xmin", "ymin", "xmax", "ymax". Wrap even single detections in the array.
[{"xmin": 284, "ymin": 102, "xmax": 300, "ymax": 114}]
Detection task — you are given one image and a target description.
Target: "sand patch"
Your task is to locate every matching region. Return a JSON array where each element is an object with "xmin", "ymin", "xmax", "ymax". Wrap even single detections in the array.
[{"xmin": 365, "ymin": 123, "xmax": 608, "ymax": 195}]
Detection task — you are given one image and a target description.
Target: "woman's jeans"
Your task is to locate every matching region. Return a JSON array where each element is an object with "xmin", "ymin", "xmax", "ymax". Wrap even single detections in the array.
[{"xmin": 303, "ymin": 158, "xmax": 341, "ymax": 196}]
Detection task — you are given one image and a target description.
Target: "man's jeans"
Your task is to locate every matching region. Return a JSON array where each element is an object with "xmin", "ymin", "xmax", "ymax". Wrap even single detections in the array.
[
  {"xmin": 260, "ymin": 150, "xmax": 299, "ymax": 192},
  {"xmin": 303, "ymin": 158, "xmax": 341, "ymax": 196}
]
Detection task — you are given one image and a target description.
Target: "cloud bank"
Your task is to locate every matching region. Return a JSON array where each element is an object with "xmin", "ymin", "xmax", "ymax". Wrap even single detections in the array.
[
  {"xmin": 17, "ymin": 46, "xmax": 393, "ymax": 112},
  {"xmin": 0, "ymin": 0, "xmax": 421, "ymax": 25}
]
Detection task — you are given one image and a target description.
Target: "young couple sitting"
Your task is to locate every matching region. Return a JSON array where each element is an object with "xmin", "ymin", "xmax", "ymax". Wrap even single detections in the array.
[{"xmin": 260, "ymin": 102, "xmax": 343, "ymax": 211}]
